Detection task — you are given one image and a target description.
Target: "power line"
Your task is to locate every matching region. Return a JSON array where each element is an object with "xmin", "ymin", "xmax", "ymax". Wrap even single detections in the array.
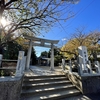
[
  {"xmin": 46, "ymin": 0, "xmax": 95, "ymax": 45},
  {"xmin": 53, "ymin": 19, "xmax": 72, "ymax": 41},
  {"xmin": 53, "ymin": 0, "xmax": 95, "ymax": 41},
  {"xmin": 67, "ymin": 0, "xmax": 95, "ymax": 26}
]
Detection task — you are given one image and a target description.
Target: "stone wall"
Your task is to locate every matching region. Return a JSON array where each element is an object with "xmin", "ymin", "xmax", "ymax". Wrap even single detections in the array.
[
  {"xmin": 0, "ymin": 76, "xmax": 23, "ymax": 100},
  {"xmin": 82, "ymin": 76, "xmax": 100, "ymax": 94},
  {"xmin": 65, "ymin": 71, "xmax": 100, "ymax": 94}
]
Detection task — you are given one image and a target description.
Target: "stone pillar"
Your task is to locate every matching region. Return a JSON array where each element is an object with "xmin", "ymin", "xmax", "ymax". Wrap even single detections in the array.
[
  {"xmin": 69, "ymin": 59, "xmax": 72, "ymax": 72},
  {"xmin": 78, "ymin": 46, "xmax": 89, "ymax": 75},
  {"xmin": 22, "ymin": 56, "xmax": 26, "ymax": 72},
  {"xmin": 15, "ymin": 51, "xmax": 25, "ymax": 77},
  {"xmin": 62, "ymin": 58, "xmax": 65, "ymax": 70},
  {"xmin": 87, "ymin": 60, "xmax": 93, "ymax": 74},
  {"xmin": 26, "ymin": 39, "xmax": 33, "ymax": 70},
  {"xmin": 94, "ymin": 61, "xmax": 100, "ymax": 73},
  {"xmin": 50, "ymin": 43, "xmax": 54, "ymax": 71},
  {"xmin": 0, "ymin": 54, "xmax": 3, "ymax": 67}
]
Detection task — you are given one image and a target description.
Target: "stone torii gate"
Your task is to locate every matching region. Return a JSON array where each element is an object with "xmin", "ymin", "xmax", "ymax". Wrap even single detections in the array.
[{"xmin": 24, "ymin": 35, "xmax": 59, "ymax": 71}]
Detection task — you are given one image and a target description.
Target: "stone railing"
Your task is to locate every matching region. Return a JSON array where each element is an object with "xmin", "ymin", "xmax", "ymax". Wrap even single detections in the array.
[
  {"xmin": 2, "ymin": 59, "xmax": 17, "ymax": 67},
  {"xmin": 0, "ymin": 51, "xmax": 26, "ymax": 100},
  {"xmin": 61, "ymin": 58, "xmax": 100, "ymax": 76},
  {"xmin": 62, "ymin": 59, "xmax": 100, "ymax": 94},
  {"xmin": 62, "ymin": 61, "xmax": 79, "ymax": 75},
  {"xmin": 78, "ymin": 61, "xmax": 100, "ymax": 76},
  {"xmin": 61, "ymin": 46, "xmax": 100, "ymax": 94}
]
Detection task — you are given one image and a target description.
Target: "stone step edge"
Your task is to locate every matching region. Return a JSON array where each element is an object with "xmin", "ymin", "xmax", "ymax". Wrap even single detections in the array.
[
  {"xmin": 24, "ymin": 75, "xmax": 65, "ymax": 78},
  {"xmin": 23, "ymin": 77, "xmax": 68, "ymax": 82},
  {"xmin": 22, "ymin": 80, "xmax": 71, "ymax": 88},
  {"xmin": 21, "ymin": 89, "xmax": 81, "ymax": 100},
  {"xmin": 40, "ymin": 90, "xmax": 81, "ymax": 100},
  {"xmin": 21, "ymin": 85, "xmax": 76, "ymax": 94}
]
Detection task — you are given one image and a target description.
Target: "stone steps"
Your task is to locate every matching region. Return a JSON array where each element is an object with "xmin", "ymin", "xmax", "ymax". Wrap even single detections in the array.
[
  {"xmin": 21, "ymin": 89, "xmax": 80, "ymax": 100},
  {"xmin": 23, "ymin": 77, "xmax": 67, "ymax": 84},
  {"xmin": 21, "ymin": 85, "xmax": 76, "ymax": 96},
  {"xmin": 24, "ymin": 75, "xmax": 65, "ymax": 79},
  {"xmin": 20, "ymin": 74, "xmax": 81, "ymax": 100},
  {"xmin": 22, "ymin": 80, "xmax": 72, "ymax": 90},
  {"xmin": 61, "ymin": 94, "xmax": 91, "ymax": 100}
]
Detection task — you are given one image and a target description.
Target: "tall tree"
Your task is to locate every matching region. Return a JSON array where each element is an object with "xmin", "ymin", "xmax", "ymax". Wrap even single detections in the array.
[
  {"xmin": 61, "ymin": 28, "xmax": 88, "ymax": 59},
  {"xmin": 61, "ymin": 28, "xmax": 100, "ymax": 60},
  {"xmin": 0, "ymin": 0, "xmax": 78, "ymax": 47},
  {"xmin": 3, "ymin": 41, "xmax": 22, "ymax": 59},
  {"xmin": 40, "ymin": 51, "xmax": 48, "ymax": 58},
  {"xmin": 87, "ymin": 31, "xmax": 100, "ymax": 61}
]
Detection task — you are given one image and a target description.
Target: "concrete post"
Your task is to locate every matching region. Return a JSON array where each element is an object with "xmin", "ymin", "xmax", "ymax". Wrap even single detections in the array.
[
  {"xmin": 0, "ymin": 54, "xmax": 3, "ymax": 67},
  {"xmin": 26, "ymin": 39, "xmax": 33, "ymax": 70},
  {"xmin": 50, "ymin": 43, "xmax": 54, "ymax": 71}
]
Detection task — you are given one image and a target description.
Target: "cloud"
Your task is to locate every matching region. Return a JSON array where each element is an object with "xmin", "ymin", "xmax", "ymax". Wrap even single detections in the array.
[{"xmin": 62, "ymin": 38, "xmax": 67, "ymax": 41}]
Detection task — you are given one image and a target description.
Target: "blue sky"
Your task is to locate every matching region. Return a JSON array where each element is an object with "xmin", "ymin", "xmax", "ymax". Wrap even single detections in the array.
[{"xmin": 34, "ymin": 0, "xmax": 100, "ymax": 57}]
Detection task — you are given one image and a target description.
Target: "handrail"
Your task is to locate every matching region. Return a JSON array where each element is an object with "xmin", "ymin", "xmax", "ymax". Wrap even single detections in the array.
[
  {"xmin": 2, "ymin": 59, "xmax": 17, "ymax": 62},
  {"xmin": 61, "ymin": 59, "xmax": 100, "ymax": 76}
]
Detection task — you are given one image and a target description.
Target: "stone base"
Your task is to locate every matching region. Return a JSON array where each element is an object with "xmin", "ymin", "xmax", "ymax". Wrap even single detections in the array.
[
  {"xmin": 65, "ymin": 71, "xmax": 100, "ymax": 94},
  {"xmin": 0, "ymin": 76, "xmax": 23, "ymax": 100},
  {"xmin": 82, "ymin": 76, "xmax": 100, "ymax": 94}
]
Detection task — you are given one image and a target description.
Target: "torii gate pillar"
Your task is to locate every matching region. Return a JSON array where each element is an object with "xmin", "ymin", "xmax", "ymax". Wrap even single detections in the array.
[
  {"xmin": 50, "ymin": 43, "xmax": 54, "ymax": 71},
  {"xmin": 26, "ymin": 39, "xmax": 32, "ymax": 70}
]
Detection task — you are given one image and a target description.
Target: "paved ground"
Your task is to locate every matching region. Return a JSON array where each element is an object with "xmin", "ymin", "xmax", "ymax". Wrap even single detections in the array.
[
  {"xmin": 24, "ymin": 65, "xmax": 100, "ymax": 100},
  {"xmin": 25, "ymin": 65, "xmax": 63, "ymax": 76}
]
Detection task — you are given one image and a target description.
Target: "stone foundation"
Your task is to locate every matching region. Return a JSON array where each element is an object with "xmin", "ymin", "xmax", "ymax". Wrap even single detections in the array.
[
  {"xmin": 65, "ymin": 71, "xmax": 100, "ymax": 94},
  {"xmin": 0, "ymin": 76, "xmax": 23, "ymax": 100}
]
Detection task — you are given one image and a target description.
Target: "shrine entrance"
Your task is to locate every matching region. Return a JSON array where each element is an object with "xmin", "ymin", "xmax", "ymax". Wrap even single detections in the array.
[{"xmin": 24, "ymin": 35, "xmax": 59, "ymax": 71}]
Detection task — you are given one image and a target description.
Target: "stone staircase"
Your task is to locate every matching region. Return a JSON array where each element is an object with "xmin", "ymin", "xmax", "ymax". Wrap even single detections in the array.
[{"xmin": 20, "ymin": 74, "xmax": 81, "ymax": 100}]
